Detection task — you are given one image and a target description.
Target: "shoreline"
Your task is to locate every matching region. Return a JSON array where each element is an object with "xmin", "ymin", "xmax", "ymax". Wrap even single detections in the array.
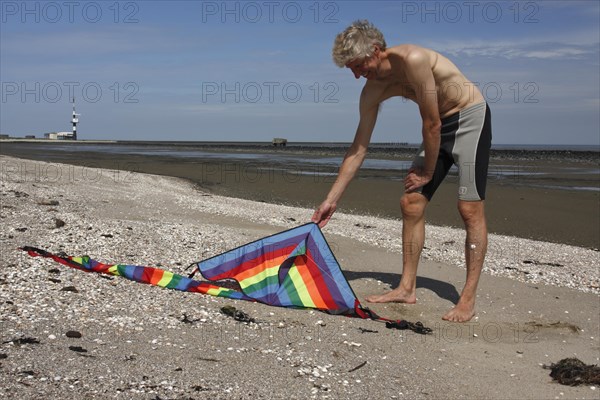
[
  {"xmin": 2, "ymin": 138, "xmax": 599, "ymax": 162},
  {"xmin": 1, "ymin": 147, "xmax": 598, "ymax": 249},
  {"xmin": 1, "ymin": 155, "xmax": 599, "ymax": 399}
]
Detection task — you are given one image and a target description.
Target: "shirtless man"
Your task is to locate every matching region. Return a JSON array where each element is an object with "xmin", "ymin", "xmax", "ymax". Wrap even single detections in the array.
[{"xmin": 311, "ymin": 20, "xmax": 492, "ymax": 322}]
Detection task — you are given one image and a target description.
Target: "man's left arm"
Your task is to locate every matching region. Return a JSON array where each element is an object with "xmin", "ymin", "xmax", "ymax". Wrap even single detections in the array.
[{"xmin": 403, "ymin": 49, "xmax": 442, "ymax": 192}]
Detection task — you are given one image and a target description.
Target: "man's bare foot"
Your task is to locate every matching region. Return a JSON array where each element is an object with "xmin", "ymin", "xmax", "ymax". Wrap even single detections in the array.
[
  {"xmin": 442, "ymin": 301, "xmax": 475, "ymax": 322},
  {"xmin": 365, "ymin": 288, "xmax": 416, "ymax": 304}
]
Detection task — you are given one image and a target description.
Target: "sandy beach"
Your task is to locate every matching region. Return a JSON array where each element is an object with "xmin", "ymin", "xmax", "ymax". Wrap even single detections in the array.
[{"xmin": 1, "ymin": 155, "xmax": 599, "ymax": 399}]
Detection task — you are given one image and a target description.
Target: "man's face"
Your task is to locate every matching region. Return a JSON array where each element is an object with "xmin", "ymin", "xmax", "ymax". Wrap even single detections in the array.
[
  {"xmin": 346, "ymin": 55, "xmax": 375, "ymax": 80},
  {"xmin": 346, "ymin": 46, "xmax": 380, "ymax": 80}
]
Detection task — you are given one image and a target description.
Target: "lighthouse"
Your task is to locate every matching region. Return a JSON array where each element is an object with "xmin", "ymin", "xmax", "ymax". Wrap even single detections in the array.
[{"xmin": 71, "ymin": 97, "xmax": 80, "ymax": 140}]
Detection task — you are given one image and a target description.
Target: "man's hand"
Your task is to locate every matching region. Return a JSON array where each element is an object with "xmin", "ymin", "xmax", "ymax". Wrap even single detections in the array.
[
  {"xmin": 311, "ymin": 201, "xmax": 337, "ymax": 228},
  {"xmin": 404, "ymin": 168, "xmax": 432, "ymax": 192}
]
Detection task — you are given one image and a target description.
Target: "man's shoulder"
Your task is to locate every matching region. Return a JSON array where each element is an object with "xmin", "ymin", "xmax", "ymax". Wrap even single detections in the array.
[
  {"xmin": 387, "ymin": 44, "xmax": 432, "ymax": 58},
  {"xmin": 387, "ymin": 45, "xmax": 440, "ymax": 80}
]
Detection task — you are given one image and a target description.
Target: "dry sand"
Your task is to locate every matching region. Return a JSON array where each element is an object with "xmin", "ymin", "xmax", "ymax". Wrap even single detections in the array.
[{"xmin": 0, "ymin": 155, "xmax": 598, "ymax": 399}]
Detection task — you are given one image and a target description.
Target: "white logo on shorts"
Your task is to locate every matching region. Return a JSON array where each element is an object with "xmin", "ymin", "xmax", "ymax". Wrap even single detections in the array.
[{"xmin": 459, "ymin": 186, "xmax": 468, "ymax": 195}]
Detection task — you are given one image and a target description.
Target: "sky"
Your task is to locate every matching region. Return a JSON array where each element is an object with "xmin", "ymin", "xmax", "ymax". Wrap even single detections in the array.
[{"xmin": 1, "ymin": 0, "xmax": 599, "ymax": 145}]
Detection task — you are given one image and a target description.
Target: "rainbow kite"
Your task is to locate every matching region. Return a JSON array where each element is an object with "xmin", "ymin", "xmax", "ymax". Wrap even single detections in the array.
[{"xmin": 21, "ymin": 223, "xmax": 431, "ymax": 334}]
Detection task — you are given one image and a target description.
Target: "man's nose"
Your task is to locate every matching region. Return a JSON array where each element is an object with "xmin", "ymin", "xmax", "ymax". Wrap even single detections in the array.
[{"xmin": 351, "ymin": 67, "xmax": 361, "ymax": 79}]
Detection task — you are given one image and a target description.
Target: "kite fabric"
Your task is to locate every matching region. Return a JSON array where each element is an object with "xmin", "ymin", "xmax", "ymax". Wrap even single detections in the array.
[{"xmin": 20, "ymin": 222, "xmax": 432, "ymax": 334}]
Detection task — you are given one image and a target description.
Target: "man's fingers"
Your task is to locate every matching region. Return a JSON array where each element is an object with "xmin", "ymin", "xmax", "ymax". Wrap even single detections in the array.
[{"xmin": 311, "ymin": 210, "xmax": 322, "ymax": 223}]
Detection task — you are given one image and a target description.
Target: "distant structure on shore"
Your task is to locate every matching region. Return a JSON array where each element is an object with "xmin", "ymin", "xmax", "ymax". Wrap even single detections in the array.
[
  {"xmin": 272, "ymin": 138, "xmax": 287, "ymax": 147},
  {"xmin": 45, "ymin": 98, "xmax": 80, "ymax": 140}
]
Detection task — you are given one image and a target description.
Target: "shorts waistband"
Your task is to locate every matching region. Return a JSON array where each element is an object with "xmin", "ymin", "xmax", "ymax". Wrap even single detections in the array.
[{"xmin": 441, "ymin": 101, "xmax": 487, "ymax": 124}]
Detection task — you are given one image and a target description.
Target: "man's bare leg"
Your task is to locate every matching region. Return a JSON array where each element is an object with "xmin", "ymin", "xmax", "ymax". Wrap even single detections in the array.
[
  {"xmin": 443, "ymin": 200, "xmax": 487, "ymax": 322},
  {"xmin": 366, "ymin": 193, "xmax": 428, "ymax": 303}
]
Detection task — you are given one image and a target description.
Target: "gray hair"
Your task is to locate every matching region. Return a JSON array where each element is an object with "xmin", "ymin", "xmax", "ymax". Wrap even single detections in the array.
[{"xmin": 332, "ymin": 20, "xmax": 387, "ymax": 67}]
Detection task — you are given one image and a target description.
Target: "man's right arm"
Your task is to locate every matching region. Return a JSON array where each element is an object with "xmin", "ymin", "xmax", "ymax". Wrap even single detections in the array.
[{"xmin": 311, "ymin": 87, "xmax": 380, "ymax": 227}]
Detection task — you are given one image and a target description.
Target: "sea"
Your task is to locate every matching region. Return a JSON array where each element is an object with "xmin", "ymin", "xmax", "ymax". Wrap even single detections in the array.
[{"xmin": 0, "ymin": 140, "xmax": 598, "ymax": 192}]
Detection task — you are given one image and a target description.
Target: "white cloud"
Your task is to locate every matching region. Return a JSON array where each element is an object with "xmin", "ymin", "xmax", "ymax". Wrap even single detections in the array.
[
  {"xmin": 427, "ymin": 40, "xmax": 598, "ymax": 61},
  {"xmin": 424, "ymin": 27, "xmax": 600, "ymax": 61}
]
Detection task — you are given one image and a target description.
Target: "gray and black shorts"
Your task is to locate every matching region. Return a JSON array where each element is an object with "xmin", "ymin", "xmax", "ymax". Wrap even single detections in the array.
[{"xmin": 413, "ymin": 102, "xmax": 492, "ymax": 201}]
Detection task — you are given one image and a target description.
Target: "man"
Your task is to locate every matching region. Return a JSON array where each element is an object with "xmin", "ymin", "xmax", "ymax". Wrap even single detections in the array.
[{"xmin": 311, "ymin": 20, "xmax": 492, "ymax": 323}]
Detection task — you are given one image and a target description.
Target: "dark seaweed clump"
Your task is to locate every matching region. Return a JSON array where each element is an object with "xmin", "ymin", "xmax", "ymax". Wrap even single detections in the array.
[{"xmin": 545, "ymin": 358, "xmax": 600, "ymax": 386}]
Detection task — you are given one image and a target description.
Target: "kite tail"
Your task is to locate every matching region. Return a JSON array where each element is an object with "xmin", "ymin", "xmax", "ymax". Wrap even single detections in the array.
[
  {"xmin": 19, "ymin": 246, "xmax": 252, "ymax": 301},
  {"xmin": 353, "ymin": 300, "xmax": 433, "ymax": 335},
  {"xmin": 21, "ymin": 246, "xmax": 90, "ymax": 271}
]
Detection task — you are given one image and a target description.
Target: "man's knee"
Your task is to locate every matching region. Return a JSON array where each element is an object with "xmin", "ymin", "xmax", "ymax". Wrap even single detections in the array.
[
  {"xmin": 401, "ymin": 193, "xmax": 427, "ymax": 219},
  {"xmin": 457, "ymin": 200, "xmax": 485, "ymax": 224}
]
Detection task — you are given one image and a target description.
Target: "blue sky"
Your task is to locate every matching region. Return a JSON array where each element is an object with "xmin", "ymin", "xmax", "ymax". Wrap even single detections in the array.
[{"xmin": 1, "ymin": 0, "xmax": 599, "ymax": 145}]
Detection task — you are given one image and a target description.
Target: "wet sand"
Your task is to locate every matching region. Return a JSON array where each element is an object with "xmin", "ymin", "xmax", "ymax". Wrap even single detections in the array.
[{"xmin": 1, "ymin": 143, "xmax": 598, "ymax": 248}]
